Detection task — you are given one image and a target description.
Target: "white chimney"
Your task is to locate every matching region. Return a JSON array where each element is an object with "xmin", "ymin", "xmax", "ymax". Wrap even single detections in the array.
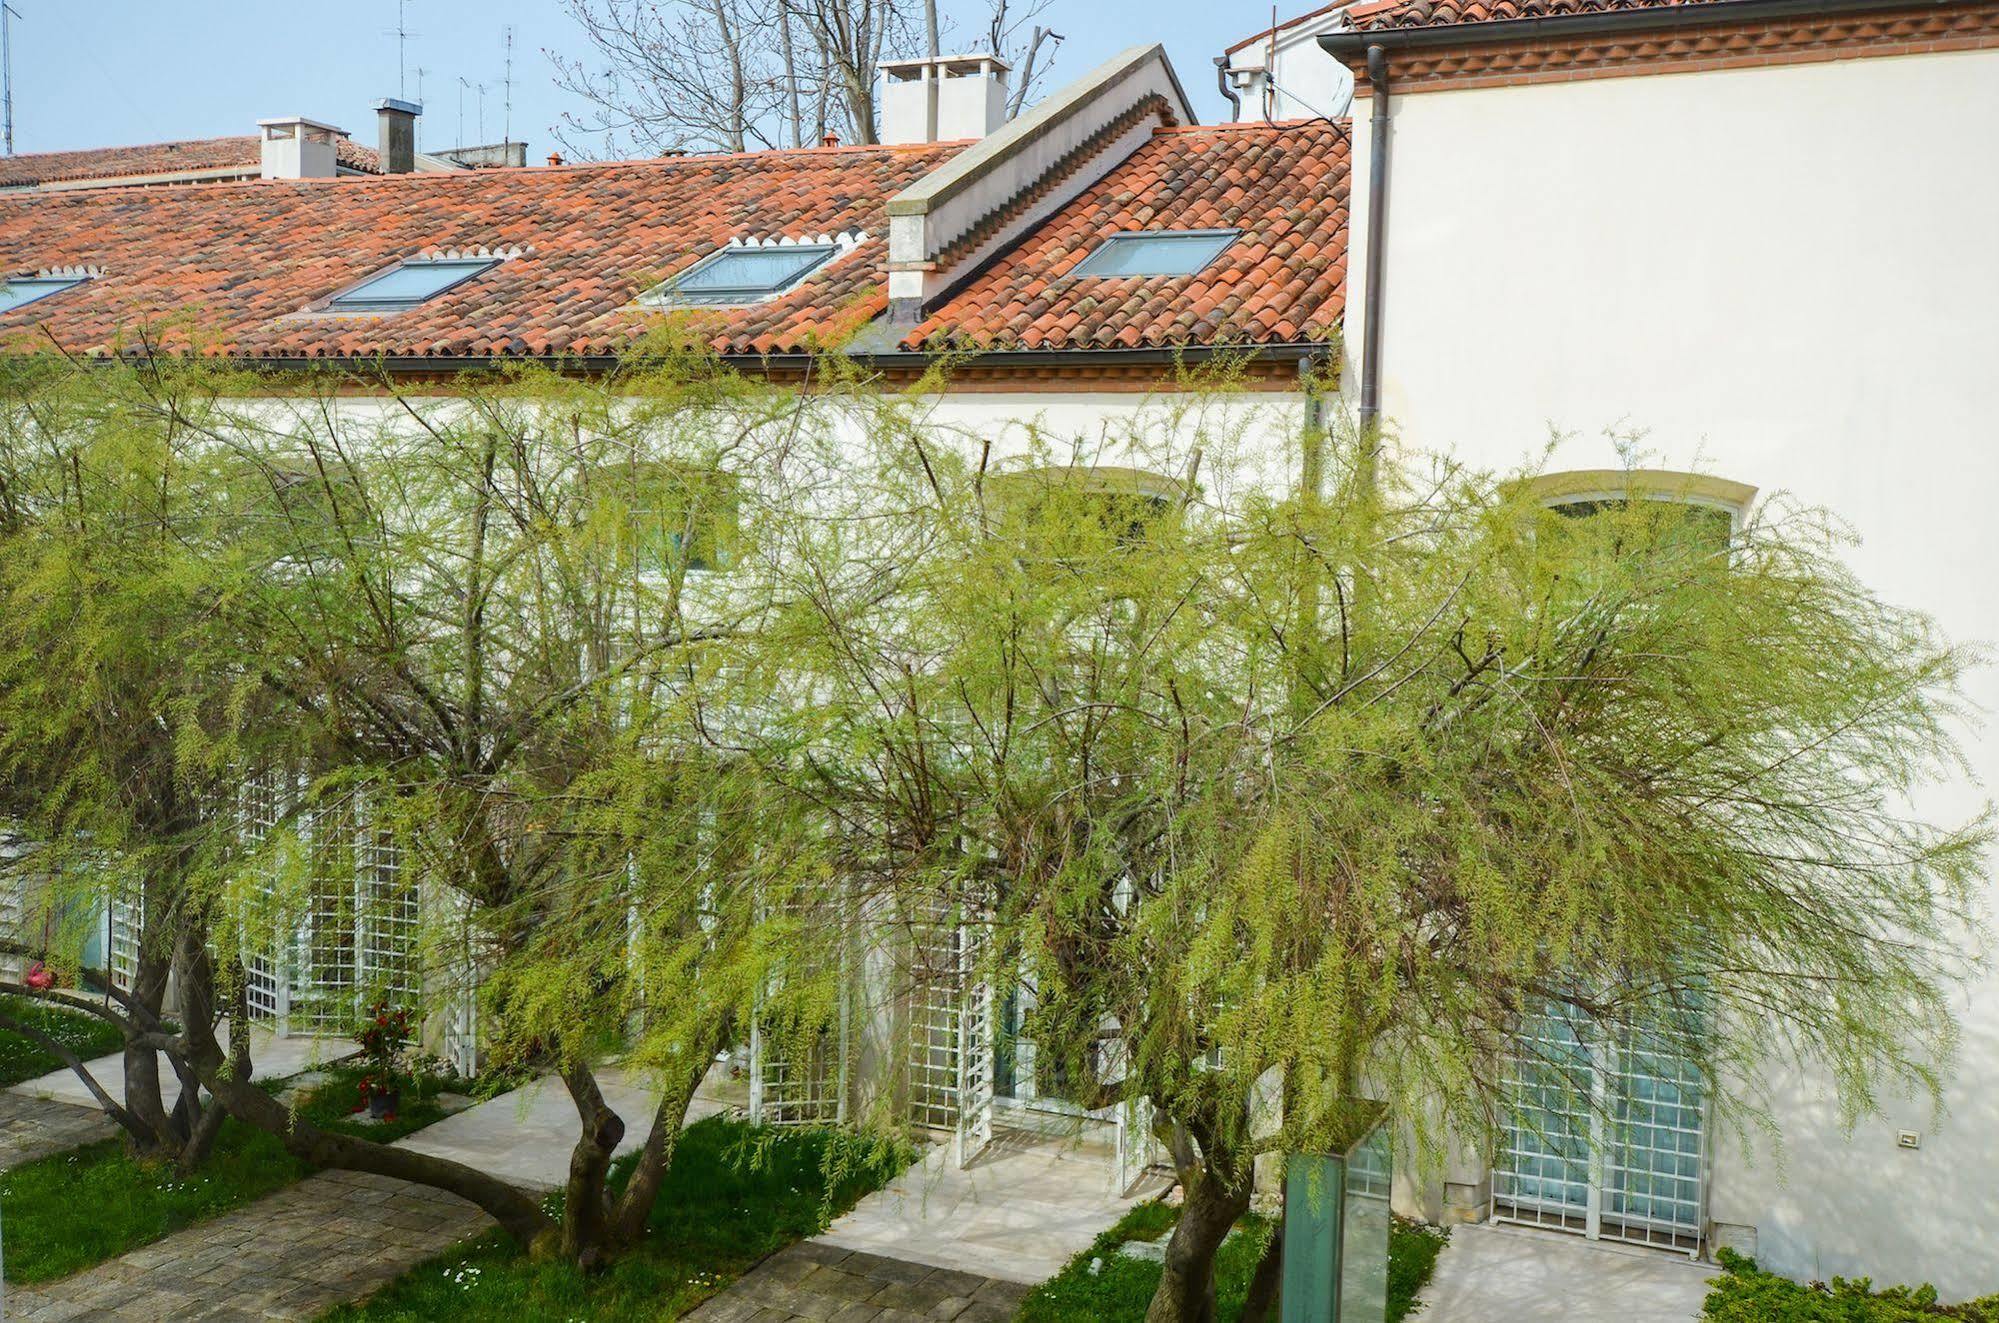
[
  {"xmin": 881, "ymin": 55, "xmax": 1011, "ymax": 145},
  {"xmin": 257, "ymin": 117, "xmax": 346, "ymax": 180}
]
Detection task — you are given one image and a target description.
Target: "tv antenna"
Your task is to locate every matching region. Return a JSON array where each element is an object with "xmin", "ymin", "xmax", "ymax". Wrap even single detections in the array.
[
  {"xmin": 413, "ymin": 66, "xmax": 429, "ymax": 147},
  {"xmin": 2, "ymin": 2, "xmax": 21, "ymax": 158},
  {"xmin": 502, "ymin": 25, "xmax": 514, "ymax": 145},
  {"xmin": 387, "ymin": 0, "xmax": 419, "ymax": 99},
  {"xmin": 457, "ymin": 76, "xmax": 469, "ymax": 149},
  {"xmin": 476, "ymin": 81, "xmax": 488, "ymax": 144}
]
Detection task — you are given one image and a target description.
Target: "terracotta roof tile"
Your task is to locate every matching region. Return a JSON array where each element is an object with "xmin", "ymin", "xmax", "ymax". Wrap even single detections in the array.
[
  {"xmin": 908, "ymin": 122, "xmax": 1349, "ymax": 352},
  {"xmin": 0, "ymin": 134, "xmax": 383, "ymax": 188},
  {"xmin": 1347, "ymin": 0, "xmax": 1732, "ymax": 29},
  {"xmin": 0, "ymin": 144, "xmax": 960, "ymax": 359}
]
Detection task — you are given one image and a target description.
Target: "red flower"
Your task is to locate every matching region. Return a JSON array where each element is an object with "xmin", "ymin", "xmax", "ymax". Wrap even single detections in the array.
[{"xmin": 25, "ymin": 962, "xmax": 54, "ymax": 990}]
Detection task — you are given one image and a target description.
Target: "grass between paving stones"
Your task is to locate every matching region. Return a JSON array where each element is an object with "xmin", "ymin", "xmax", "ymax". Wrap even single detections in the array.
[
  {"xmin": 319, "ymin": 1115, "xmax": 911, "ymax": 1323},
  {"xmin": 1018, "ymin": 1199, "xmax": 1450, "ymax": 1323},
  {"xmin": 0, "ymin": 992, "xmax": 127, "ymax": 1088},
  {"xmin": 0, "ymin": 1063, "xmax": 453, "ymax": 1283}
]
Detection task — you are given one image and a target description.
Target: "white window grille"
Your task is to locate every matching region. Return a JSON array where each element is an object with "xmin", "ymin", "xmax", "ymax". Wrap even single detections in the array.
[{"xmin": 1492, "ymin": 1000, "xmax": 1707, "ymax": 1257}]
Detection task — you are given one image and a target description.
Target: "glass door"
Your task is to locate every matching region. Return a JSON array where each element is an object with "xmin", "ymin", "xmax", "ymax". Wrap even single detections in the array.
[{"xmin": 1492, "ymin": 1000, "xmax": 1707, "ymax": 1256}]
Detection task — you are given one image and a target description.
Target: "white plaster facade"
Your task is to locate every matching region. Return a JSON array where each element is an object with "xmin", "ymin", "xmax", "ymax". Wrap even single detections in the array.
[{"xmin": 1345, "ymin": 43, "xmax": 1999, "ymax": 1298}]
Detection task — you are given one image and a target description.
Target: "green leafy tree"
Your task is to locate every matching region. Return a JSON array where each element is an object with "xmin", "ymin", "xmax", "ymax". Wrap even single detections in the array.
[
  {"xmin": 0, "ymin": 355, "xmax": 269, "ymax": 1170},
  {"xmin": 770, "ymin": 390, "xmax": 1988, "ymax": 1323}
]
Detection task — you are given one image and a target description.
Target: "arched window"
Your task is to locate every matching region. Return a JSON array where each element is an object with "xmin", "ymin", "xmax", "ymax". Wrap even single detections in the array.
[
  {"xmin": 1521, "ymin": 469, "xmax": 1755, "ymax": 535},
  {"xmin": 983, "ymin": 464, "xmax": 1183, "ymax": 549}
]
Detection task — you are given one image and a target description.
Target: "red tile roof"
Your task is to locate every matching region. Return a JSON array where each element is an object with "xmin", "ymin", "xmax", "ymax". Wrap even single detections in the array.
[
  {"xmin": 1347, "ymin": 0, "xmax": 1731, "ymax": 29},
  {"xmin": 0, "ymin": 122, "xmax": 1353, "ymax": 363},
  {"xmin": 0, "ymin": 135, "xmax": 382, "ymax": 188},
  {"xmin": 0, "ymin": 144, "xmax": 960, "ymax": 360},
  {"xmin": 908, "ymin": 122, "xmax": 1349, "ymax": 352}
]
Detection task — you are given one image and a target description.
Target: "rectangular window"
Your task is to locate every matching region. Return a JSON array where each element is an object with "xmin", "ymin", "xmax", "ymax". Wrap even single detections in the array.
[
  {"xmin": 1071, "ymin": 230, "xmax": 1239, "ymax": 279},
  {"xmin": 655, "ymin": 245, "xmax": 837, "ymax": 306},
  {"xmin": 603, "ymin": 464, "xmax": 741, "ymax": 574},
  {"xmin": 327, "ymin": 259, "xmax": 498, "ymax": 312},
  {"xmin": 0, "ymin": 276, "xmax": 87, "ymax": 315}
]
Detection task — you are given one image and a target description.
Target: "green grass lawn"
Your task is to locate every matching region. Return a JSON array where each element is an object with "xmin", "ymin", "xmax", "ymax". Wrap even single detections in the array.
[
  {"xmin": 1019, "ymin": 1199, "xmax": 1450, "ymax": 1323},
  {"xmin": 320, "ymin": 1117, "xmax": 910, "ymax": 1323},
  {"xmin": 0, "ymin": 1063, "xmax": 453, "ymax": 1283},
  {"xmin": 0, "ymin": 992, "xmax": 126, "ymax": 1087}
]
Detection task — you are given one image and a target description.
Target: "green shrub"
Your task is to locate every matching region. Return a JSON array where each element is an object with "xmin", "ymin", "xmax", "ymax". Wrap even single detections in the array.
[{"xmin": 1704, "ymin": 1249, "xmax": 1999, "ymax": 1321}]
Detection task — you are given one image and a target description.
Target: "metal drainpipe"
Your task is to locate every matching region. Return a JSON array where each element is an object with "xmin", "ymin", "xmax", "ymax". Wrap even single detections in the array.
[
  {"xmin": 1358, "ymin": 44, "xmax": 1391, "ymax": 437},
  {"xmin": 1214, "ymin": 56, "xmax": 1243, "ymax": 120}
]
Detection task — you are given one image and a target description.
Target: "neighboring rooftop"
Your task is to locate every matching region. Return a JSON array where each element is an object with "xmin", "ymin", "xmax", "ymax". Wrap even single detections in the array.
[
  {"xmin": 0, "ymin": 117, "xmax": 1353, "ymax": 363},
  {"xmin": 0, "ymin": 144, "xmax": 965, "ymax": 360},
  {"xmin": 1344, "ymin": 0, "xmax": 1730, "ymax": 28},
  {"xmin": 0, "ymin": 134, "xmax": 382, "ymax": 190},
  {"xmin": 912, "ymin": 121, "xmax": 1349, "ymax": 351}
]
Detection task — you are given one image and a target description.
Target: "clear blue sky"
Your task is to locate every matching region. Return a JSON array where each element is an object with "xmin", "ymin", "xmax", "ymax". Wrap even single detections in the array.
[{"xmin": 4, "ymin": 0, "xmax": 1265, "ymax": 158}]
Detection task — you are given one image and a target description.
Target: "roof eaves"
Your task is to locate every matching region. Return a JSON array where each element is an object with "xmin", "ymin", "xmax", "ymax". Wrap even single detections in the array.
[{"xmin": 1320, "ymin": 0, "xmax": 1966, "ymax": 52}]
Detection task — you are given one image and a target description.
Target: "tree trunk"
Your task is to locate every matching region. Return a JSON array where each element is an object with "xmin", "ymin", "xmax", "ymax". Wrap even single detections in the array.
[
  {"xmin": 610, "ymin": 1012, "xmax": 733, "ymax": 1244},
  {"xmin": 121, "ymin": 933, "xmax": 178, "ymax": 1152},
  {"xmin": 559, "ymin": 1062, "xmax": 627, "ymax": 1270},
  {"xmin": 1146, "ymin": 1170, "xmax": 1253, "ymax": 1323},
  {"xmin": 1237, "ymin": 1221, "xmax": 1284, "ymax": 1323},
  {"xmin": 175, "ymin": 935, "xmax": 558, "ymax": 1252}
]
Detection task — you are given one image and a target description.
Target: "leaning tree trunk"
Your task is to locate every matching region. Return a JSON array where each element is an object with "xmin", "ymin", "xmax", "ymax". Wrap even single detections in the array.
[
  {"xmin": 1145, "ymin": 1110, "xmax": 1257, "ymax": 1323},
  {"xmin": 559, "ymin": 1062, "xmax": 627, "ymax": 1270},
  {"xmin": 173, "ymin": 927, "xmax": 559, "ymax": 1251}
]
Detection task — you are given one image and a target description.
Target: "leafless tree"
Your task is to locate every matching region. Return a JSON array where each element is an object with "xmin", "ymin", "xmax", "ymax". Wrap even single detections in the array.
[
  {"xmin": 551, "ymin": 0, "xmax": 1063, "ymax": 156},
  {"xmin": 552, "ymin": 0, "xmax": 789, "ymax": 156}
]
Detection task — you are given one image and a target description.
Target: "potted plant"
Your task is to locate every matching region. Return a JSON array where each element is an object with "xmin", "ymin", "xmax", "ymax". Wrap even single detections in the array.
[{"xmin": 353, "ymin": 1001, "xmax": 413, "ymax": 1121}]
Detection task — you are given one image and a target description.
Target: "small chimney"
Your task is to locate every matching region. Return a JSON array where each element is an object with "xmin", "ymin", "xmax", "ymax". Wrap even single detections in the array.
[
  {"xmin": 821, "ymin": 131, "xmax": 841, "ymax": 149},
  {"xmin": 547, "ymin": 153, "xmax": 563, "ymax": 167},
  {"xmin": 257, "ymin": 117, "xmax": 346, "ymax": 179},
  {"xmin": 375, "ymin": 98, "xmax": 421, "ymax": 175},
  {"xmin": 880, "ymin": 55, "xmax": 1011, "ymax": 145}
]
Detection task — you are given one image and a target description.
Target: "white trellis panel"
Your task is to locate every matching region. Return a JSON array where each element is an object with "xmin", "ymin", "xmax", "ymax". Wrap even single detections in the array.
[
  {"xmin": 748, "ymin": 881, "xmax": 850, "ymax": 1128},
  {"xmin": 430, "ymin": 883, "xmax": 489, "ymax": 1079},
  {"xmin": 234, "ymin": 776, "xmax": 421, "ymax": 1038},
  {"xmin": 106, "ymin": 889, "xmax": 142, "ymax": 995},
  {"xmin": 1492, "ymin": 1000, "xmax": 1707, "ymax": 1257},
  {"xmin": 235, "ymin": 772, "xmax": 289, "ymax": 1024},
  {"xmin": 904, "ymin": 889, "xmax": 996, "ymax": 1168},
  {"xmin": 954, "ymin": 914, "xmax": 995, "ymax": 1167}
]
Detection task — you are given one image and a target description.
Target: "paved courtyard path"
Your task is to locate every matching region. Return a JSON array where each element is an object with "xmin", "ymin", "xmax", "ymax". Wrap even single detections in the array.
[
  {"xmin": 1415, "ymin": 1222, "xmax": 1718, "ymax": 1323},
  {"xmin": 0, "ymin": 1168, "xmax": 492, "ymax": 1322},
  {"xmin": 0, "ymin": 1090, "xmax": 118, "ymax": 1171},
  {"xmin": 816, "ymin": 1126, "xmax": 1168, "ymax": 1283},
  {"xmin": 0, "ymin": 1059, "xmax": 748, "ymax": 1321},
  {"xmin": 686, "ymin": 1240, "xmax": 1030, "ymax": 1323}
]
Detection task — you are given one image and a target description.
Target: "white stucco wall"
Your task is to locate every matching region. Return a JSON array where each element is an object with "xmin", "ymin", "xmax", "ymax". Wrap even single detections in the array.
[{"xmin": 1346, "ymin": 46, "xmax": 1999, "ymax": 1298}]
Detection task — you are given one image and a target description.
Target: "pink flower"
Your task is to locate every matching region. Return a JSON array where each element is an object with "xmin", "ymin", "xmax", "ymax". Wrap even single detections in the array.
[{"xmin": 25, "ymin": 962, "xmax": 54, "ymax": 990}]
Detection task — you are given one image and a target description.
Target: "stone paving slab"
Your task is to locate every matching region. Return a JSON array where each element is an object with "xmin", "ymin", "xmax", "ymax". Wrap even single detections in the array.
[
  {"xmin": 0, "ymin": 1167, "xmax": 493, "ymax": 1321},
  {"xmin": 1415, "ymin": 1222, "xmax": 1717, "ymax": 1323},
  {"xmin": 816, "ymin": 1127, "xmax": 1167, "ymax": 1284},
  {"xmin": 0, "ymin": 1090, "xmax": 118, "ymax": 1171},
  {"xmin": 686, "ymin": 1240, "xmax": 1031, "ymax": 1323}
]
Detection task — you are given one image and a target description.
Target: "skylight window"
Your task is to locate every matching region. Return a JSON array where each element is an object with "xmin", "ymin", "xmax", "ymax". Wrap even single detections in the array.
[
  {"xmin": 1071, "ymin": 230, "xmax": 1239, "ymax": 279},
  {"xmin": 657, "ymin": 244, "xmax": 837, "ymax": 306},
  {"xmin": 0, "ymin": 275, "xmax": 88, "ymax": 315},
  {"xmin": 327, "ymin": 258, "xmax": 498, "ymax": 312}
]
